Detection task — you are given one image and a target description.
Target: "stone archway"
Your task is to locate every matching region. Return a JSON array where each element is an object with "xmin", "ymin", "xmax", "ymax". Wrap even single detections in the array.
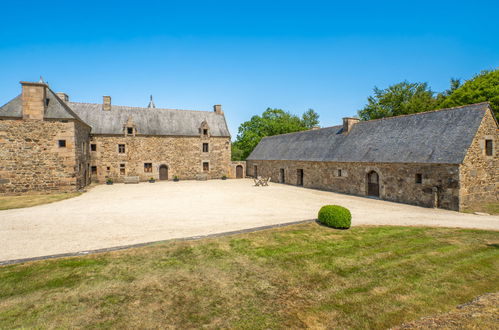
[
  {"xmin": 159, "ymin": 165, "xmax": 168, "ymax": 180},
  {"xmin": 236, "ymin": 165, "xmax": 243, "ymax": 178},
  {"xmin": 367, "ymin": 171, "xmax": 379, "ymax": 197}
]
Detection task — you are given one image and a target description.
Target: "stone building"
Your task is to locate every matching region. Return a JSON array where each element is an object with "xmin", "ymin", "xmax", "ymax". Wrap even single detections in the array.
[
  {"xmin": 0, "ymin": 80, "xmax": 233, "ymax": 194},
  {"xmin": 247, "ymin": 103, "xmax": 498, "ymax": 211}
]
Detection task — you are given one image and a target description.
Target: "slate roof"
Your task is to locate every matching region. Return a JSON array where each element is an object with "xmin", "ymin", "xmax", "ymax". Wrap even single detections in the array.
[
  {"xmin": 0, "ymin": 90, "xmax": 86, "ymax": 123},
  {"xmin": 0, "ymin": 88, "xmax": 230, "ymax": 137},
  {"xmin": 247, "ymin": 103, "xmax": 492, "ymax": 164},
  {"xmin": 68, "ymin": 102, "xmax": 230, "ymax": 137}
]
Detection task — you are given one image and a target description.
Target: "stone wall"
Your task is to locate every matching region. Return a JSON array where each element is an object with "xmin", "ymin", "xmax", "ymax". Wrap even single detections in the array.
[
  {"xmin": 228, "ymin": 161, "xmax": 246, "ymax": 179},
  {"xmin": 459, "ymin": 109, "xmax": 499, "ymax": 210},
  {"xmin": 89, "ymin": 134, "xmax": 231, "ymax": 182},
  {"xmin": 246, "ymin": 159, "xmax": 461, "ymax": 210},
  {"xmin": 74, "ymin": 120, "xmax": 92, "ymax": 189},
  {"xmin": 0, "ymin": 118, "xmax": 81, "ymax": 194}
]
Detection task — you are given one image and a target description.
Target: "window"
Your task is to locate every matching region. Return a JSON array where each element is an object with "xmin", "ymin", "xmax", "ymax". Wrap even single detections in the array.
[
  {"xmin": 106, "ymin": 166, "xmax": 110, "ymax": 171},
  {"xmin": 58, "ymin": 140, "xmax": 66, "ymax": 148},
  {"xmin": 203, "ymin": 162, "xmax": 209, "ymax": 172},
  {"xmin": 91, "ymin": 144, "xmax": 96, "ymax": 151},
  {"xmin": 415, "ymin": 173, "xmax": 422, "ymax": 184},
  {"xmin": 337, "ymin": 169, "xmax": 342, "ymax": 177},
  {"xmin": 485, "ymin": 139, "xmax": 493, "ymax": 156},
  {"xmin": 127, "ymin": 127, "xmax": 133, "ymax": 135},
  {"xmin": 202, "ymin": 143, "xmax": 209, "ymax": 152},
  {"xmin": 203, "ymin": 129, "xmax": 208, "ymax": 136},
  {"xmin": 118, "ymin": 144, "xmax": 125, "ymax": 153},
  {"xmin": 254, "ymin": 165, "xmax": 258, "ymax": 177},
  {"xmin": 144, "ymin": 163, "xmax": 152, "ymax": 173},
  {"xmin": 120, "ymin": 164, "xmax": 125, "ymax": 175},
  {"xmin": 45, "ymin": 98, "xmax": 50, "ymax": 106},
  {"xmin": 91, "ymin": 166, "xmax": 97, "ymax": 175}
]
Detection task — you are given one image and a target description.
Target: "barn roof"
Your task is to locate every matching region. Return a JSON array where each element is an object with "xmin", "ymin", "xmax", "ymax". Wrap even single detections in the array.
[{"xmin": 247, "ymin": 103, "xmax": 492, "ymax": 164}]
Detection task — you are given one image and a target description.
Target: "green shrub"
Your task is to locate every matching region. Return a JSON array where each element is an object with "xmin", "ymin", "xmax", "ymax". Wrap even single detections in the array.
[{"xmin": 318, "ymin": 205, "xmax": 351, "ymax": 229}]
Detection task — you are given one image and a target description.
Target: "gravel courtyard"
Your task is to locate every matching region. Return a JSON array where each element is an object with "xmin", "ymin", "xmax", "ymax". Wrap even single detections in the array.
[{"xmin": 0, "ymin": 179, "xmax": 497, "ymax": 262}]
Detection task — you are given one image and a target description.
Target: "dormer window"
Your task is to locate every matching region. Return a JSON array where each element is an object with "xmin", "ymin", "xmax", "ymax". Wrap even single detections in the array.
[
  {"xmin": 203, "ymin": 129, "xmax": 208, "ymax": 136},
  {"xmin": 45, "ymin": 98, "xmax": 50, "ymax": 106},
  {"xmin": 127, "ymin": 127, "xmax": 133, "ymax": 135}
]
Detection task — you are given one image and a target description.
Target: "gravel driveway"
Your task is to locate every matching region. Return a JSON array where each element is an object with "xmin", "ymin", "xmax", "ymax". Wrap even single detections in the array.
[{"xmin": 0, "ymin": 179, "xmax": 497, "ymax": 262}]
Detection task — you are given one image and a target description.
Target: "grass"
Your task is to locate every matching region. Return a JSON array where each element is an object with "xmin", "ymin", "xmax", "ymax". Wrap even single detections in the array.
[
  {"xmin": 0, "ymin": 192, "xmax": 81, "ymax": 210},
  {"xmin": 463, "ymin": 202, "xmax": 499, "ymax": 215},
  {"xmin": 0, "ymin": 224, "xmax": 498, "ymax": 329}
]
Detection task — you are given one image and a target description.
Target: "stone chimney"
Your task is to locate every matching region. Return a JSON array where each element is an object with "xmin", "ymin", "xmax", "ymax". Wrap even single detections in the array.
[
  {"xmin": 103, "ymin": 96, "xmax": 111, "ymax": 111},
  {"xmin": 214, "ymin": 104, "xmax": 223, "ymax": 115},
  {"xmin": 20, "ymin": 81, "xmax": 48, "ymax": 120},
  {"xmin": 342, "ymin": 117, "xmax": 359, "ymax": 134},
  {"xmin": 56, "ymin": 92, "xmax": 69, "ymax": 102}
]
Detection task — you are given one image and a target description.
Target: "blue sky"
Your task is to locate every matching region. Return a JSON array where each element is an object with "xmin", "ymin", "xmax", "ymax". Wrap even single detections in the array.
[{"xmin": 1, "ymin": 0, "xmax": 498, "ymax": 138}]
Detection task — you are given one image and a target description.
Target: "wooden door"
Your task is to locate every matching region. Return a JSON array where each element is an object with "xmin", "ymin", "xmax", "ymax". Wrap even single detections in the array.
[
  {"xmin": 297, "ymin": 169, "xmax": 303, "ymax": 186},
  {"xmin": 159, "ymin": 165, "xmax": 168, "ymax": 180},
  {"xmin": 279, "ymin": 169, "xmax": 285, "ymax": 183},
  {"xmin": 367, "ymin": 171, "xmax": 379, "ymax": 197},
  {"xmin": 236, "ymin": 165, "xmax": 243, "ymax": 178}
]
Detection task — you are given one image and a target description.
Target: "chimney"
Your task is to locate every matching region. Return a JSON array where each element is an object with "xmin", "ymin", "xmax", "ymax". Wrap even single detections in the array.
[
  {"xmin": 56, "ymin": 92, "xmax": 69, "ymax": 102},
  {"xmin": 342, "ymin": 117, "xmax": 359, "ymax": 134},
  {"xmin": 103, "ymin": 96, "xmax": 111, "ymax": 111},
  {"xmin": 214, "ymin": 104, "xmax": 223, "ymax": 114},
  {"xmin": 311, "ymin": 126, "xmax": 321, "ymax": 130},
  {"xmin": 20, "ymin": 81, "xmax": 48, "ymax": 120}
]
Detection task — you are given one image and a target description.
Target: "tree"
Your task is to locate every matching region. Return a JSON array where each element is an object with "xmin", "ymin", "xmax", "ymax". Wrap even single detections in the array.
[
  {"xmin": 301, "ymin": 108, "xmax": 320, "ymax": 129},
  {"xmin": 437, "ymin": 70, "xmax": 499, "ymax": 120},
  {"xmin": 358, "ymin": 81, "xmax": 439, "ymax": 120},
  {"xmin": 232, "ymin": 108, "xmax": 320, "ymax": 160}
]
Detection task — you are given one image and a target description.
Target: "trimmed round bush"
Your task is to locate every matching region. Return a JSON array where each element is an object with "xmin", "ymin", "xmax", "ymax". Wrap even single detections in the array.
[{"xmin": 318, "ymin": 205, "xmax": 351, "ymax": 229}]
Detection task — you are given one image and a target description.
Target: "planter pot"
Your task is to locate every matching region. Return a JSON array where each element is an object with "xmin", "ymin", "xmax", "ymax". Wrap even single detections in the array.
[
  {"xmin": 222, "ymin": 177, "xmax": 227, "ymax": 180},
  {"xmin": 149, "ymin": 180, "xmax": 156, "ymax": 183},
  {"xmin": 173, "ymin": 178, "xmax": 180, "ymax": 182},
  {"xmin": 106, "ymin": 182, "xmax": 113, "ymax": 185}
]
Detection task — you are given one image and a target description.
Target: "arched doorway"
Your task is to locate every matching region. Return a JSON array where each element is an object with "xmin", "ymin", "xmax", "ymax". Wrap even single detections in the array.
[
  {"xmin": 367, "ymin": 171, "xmax": 379, "ymax": 197},
  {"xmin": 236, "ymin": 165, "xmax": 243, "ymax": 178},
  {"xmin": 159, "ymin": 165, "xmax": 168, "ymax": 180}
]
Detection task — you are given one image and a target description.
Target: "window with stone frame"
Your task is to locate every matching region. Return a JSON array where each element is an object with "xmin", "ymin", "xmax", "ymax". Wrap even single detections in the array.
[
  {"xmin": 203, "ymin": 162, "xmax": 209, "ymax": 172},
  {"xmin": 127, "ymin": 127, "xmax": 134, "ymax": 135},
  {"xmin": 337, "ymin": 169, "xmax": 342, "ymax": 177},
  {"xmin": 415, "ymin": 173, "xmax": 423, "ymax": 184},
  {"xmin": 202, "ymin": 143, "xmax": 209, "ymax": 152},
  {"xmin": 58, "ymin": 140, "xmax": 66, "ymax": 148},
  {"xmin": 118, "ymin": 144, "xmax": 126, "ymax": 153},
  {"xmin": 120, "ymin": 163, "xmax": 125, "ymax": 175},
  {"xmin": 144, "ymin": 163, "xmax": 153, "ymax": 173},
  {"xmin": 91, "ymin": 144, "xmax": 97, "ymax": 151},
  {"xmin": 203, "ymin": 129, "xmax": 208, "ymax": 136},
  {"xmin": 485, "ymin": 139, "xmax": 493, "ymax": 156},
  {"xmin": 91, "ymin": 166, "xmax": 97, "ymax": 175}
]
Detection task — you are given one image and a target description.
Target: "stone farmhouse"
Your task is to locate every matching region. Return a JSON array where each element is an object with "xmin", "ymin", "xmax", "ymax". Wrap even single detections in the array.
[
  {"xmin": 0, "ymin": 80, "xmax": 246, "ymax": 194},
  {"xmin": 247, "ymin": 103, "xmax": 498, "ymax": 211}
]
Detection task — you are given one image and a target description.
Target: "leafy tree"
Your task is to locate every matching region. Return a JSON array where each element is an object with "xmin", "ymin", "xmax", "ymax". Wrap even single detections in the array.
[
  {"xmin": 437, "ymin": 70, "xmax": 499, "ymax": 120},
  {"xmin": 358, "ymin": 81, "xmax": 439, "ymax": 120},
  {"xmin": 232, "ymin": 108, "xmax": 320, "ymax": 160}
]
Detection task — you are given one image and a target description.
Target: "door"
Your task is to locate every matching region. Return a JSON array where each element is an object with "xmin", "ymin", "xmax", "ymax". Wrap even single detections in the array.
[
  {"xmin": 159, "ymin": 165, "xmax": 168, "ymax": 180},
  {"xmin": 367, "ymin": 171, "xmax": 379, "ymax": 197},
  {"xmin": 236, "ymin": 165, "xmax": 243, "ymax": 178},
  {"xmin": 297, "ymin": 169, "xmax": 303, "ymax": 186},
  {"xmin": 279, "ymin": 169, "xmax": 285, "ymax": 183}
]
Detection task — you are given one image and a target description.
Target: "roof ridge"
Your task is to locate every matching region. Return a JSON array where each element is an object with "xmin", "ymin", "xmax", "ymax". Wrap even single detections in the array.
[
  {"xmin": 262, "ymin": 125, "xmax": 342, "ymax": 140},
  {"xmin": 68, "ymin": 101, "xmax": 217, "ymax": 114},
  {"xmin": 361, "ymin": 102, "xmax": 490, "ymax": 124}
]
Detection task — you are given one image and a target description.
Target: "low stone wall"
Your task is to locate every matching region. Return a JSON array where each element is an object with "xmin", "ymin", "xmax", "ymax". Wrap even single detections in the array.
[
  {"xmin": 246, "ymin": 159, "xmax": 461, "ymax": 210},
  {"xmin": 228, "ymin": 161, "xmax": 246, "ymax": 179},
  {"xmin": 0, "ymin": 119, "xmax": 80, "ymax": 194}
]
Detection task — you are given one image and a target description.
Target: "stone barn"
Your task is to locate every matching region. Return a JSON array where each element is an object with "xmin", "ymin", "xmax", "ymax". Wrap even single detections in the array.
[{"xmin": 246, "ymin": 103, "xmax": 498, "ymax": 211}]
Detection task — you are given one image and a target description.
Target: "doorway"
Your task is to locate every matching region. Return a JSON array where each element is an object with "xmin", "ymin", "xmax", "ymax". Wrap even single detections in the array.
[
  {"xmin": 236, "ymin": 165, "xmax": 243, "ymax": 178},
  {"xmin": 297, "ymin": 169, "xmax": 303, "ymax": 186},
  {"xmin": 279, "ymin": 168, "xmax": 285, "ymax": 183},
  {"xmin": 159, "ymin": 165, "xmax": 168, "ymax": 180},
  {"xmin": 367, "ymin": 171, "xmax": 379, "ymax": 197}
]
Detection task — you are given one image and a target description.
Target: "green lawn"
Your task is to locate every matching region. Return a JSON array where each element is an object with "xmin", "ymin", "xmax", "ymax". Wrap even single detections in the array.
[
  {"xmin": 0, "ymin": 224, "xmax": 498, "ymax": 329},
  {"xmin": 0, "ymin": 192, "xmax": 81, "ymax": 210}
]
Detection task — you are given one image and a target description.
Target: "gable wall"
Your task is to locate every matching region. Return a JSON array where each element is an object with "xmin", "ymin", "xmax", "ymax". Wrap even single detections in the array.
[
  {"xmin": 89, "ymin": 134, "xmax": 231, "ymax": 182},
  {"xmin": 0, "ymin": 118, "xmax": 80, "ymax": 194},
  {"xmin": 459, "ymin": 109, "xmax": 499, "ymax": 210},
  {"xmin": 246, "ymin": 159, "xmax": 461, "ymax": 210}
]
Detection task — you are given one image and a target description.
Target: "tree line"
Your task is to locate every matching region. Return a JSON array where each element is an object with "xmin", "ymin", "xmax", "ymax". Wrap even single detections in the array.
[{"xmin": 232, "ymin": 68, "xmax": 499, "ymax": 161}]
